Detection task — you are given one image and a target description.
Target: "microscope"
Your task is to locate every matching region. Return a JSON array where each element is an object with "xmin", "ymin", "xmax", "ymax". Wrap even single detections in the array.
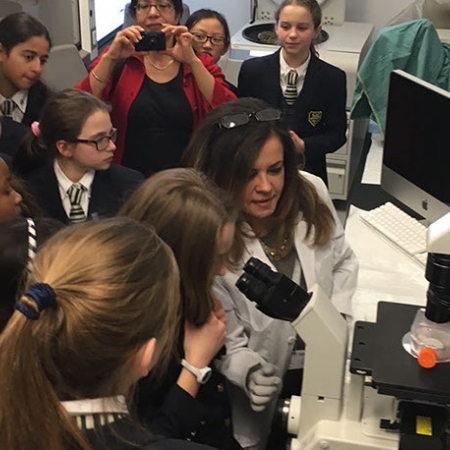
[{"xmin": 236, "ymin": 212, "xmax": 450, "ymax": 450}]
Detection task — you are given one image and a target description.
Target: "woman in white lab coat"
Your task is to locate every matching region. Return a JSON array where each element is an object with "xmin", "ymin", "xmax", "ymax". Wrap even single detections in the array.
[{"xmin": 183, "ymin": 97, "xmax": 358, "ymax": 450}]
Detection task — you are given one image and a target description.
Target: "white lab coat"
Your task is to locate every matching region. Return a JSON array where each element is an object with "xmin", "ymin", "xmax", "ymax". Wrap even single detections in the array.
[{"xmin": 213, "ymin": 172, "xmax": 358, "ymax": 450}]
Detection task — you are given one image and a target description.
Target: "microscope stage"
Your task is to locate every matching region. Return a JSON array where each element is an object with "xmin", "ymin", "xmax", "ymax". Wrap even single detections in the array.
[{"xmin": 351, "ymin": 302, "xmax": 450, "ymax": 403}]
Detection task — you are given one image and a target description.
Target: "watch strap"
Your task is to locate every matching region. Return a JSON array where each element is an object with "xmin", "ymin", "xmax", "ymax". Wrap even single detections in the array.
[{"xmin": 181, "ymin": 358, "xmax": 211, "ymax": 384}]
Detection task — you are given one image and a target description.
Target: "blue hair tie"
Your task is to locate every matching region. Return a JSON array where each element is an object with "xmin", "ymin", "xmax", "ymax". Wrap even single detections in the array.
[{"xmin": 15, "ymin": 283, "xmax": 56, "ymax": 320}]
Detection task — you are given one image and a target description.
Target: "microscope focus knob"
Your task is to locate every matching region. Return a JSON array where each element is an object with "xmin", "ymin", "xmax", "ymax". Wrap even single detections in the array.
[{"xmin": 418, "ymin": 347, "xmax": 437, "ymax": 369}]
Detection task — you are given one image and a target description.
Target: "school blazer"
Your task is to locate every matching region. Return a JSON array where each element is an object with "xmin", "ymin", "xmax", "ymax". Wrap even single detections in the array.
[
  {"xmin": 23, "ymin": 81, "xmax": 52, "ymax": 126},
  {"xmin": 25, "ymin": 163, "xmax": 144, "ymax": 224},
  {"xmin": 238, "ymin": 50, "xmax": 347, "ymax": 184}
]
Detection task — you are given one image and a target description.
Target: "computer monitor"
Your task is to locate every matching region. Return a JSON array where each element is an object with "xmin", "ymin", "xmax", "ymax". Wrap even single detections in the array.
[
  {"xmin": 95, "ymin": 0, "xmax": 129, "ymax": 44},
  {"xmin": 381, "ymin": 70, "xmax": 450, "ymax": 224}
]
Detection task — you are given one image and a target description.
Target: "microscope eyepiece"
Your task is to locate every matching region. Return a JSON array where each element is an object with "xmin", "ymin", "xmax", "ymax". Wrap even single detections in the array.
[
  {"xmin": 236, "ymin": 257, "xmax": 312, "ymax": 322},
  {"xmin": 235, "ymin": 273, "xmax": 268, "ymax": 304},
  {"xmin": 243, "ymin": 257, "xmax": 281, "ymax": 285}
]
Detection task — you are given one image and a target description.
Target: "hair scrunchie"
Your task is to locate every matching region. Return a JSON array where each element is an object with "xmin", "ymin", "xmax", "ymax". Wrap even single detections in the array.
[
  {"xmin": 31, "ymin": 121, "xmax": 41, "ymax": 137},
  {"xmin": 15, "ymin": 283, "xmax": 56, "ymax": 320}
]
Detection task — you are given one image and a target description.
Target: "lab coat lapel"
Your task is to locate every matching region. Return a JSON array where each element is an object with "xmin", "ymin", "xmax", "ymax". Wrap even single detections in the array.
[
  {"xmin": 293, "ymin": 219, "xmax": 316, "ymax": 290},
  {"xmin": 242, "ymin": 219, "xmax": 316, "ymax": 290},
  {"xmin": 243, "ymin": 237, "xmax": 278, "ymax": 272}
]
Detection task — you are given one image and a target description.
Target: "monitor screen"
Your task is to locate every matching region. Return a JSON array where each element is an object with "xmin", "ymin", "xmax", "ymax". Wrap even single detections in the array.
[
  {"xmin": 381, "ymin": 70, "xmax": 450, "ymax": 224},
  {"xmin": 94, "ymin": 0, "xmax": 129, "ymax": 43}
]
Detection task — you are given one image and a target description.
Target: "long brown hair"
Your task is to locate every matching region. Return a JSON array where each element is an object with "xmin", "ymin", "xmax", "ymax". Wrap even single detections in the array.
[
  {"xmin": 0, "ymin": 218, "xmax": 180, "ymax": 450},
  {"xmin": 183, "ymin": 97, "xmax": 334, "ymax": 261},
  {"xmin": 119, "ymin": 168, "xmax": 236, "ymax": 326}
]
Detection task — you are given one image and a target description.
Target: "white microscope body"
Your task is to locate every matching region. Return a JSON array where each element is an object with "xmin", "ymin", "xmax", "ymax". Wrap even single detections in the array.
[
  {"xmin": 236, "ymin": 213, "xmax": 450, "ymax": 450},
  {"xmin": 251, "ymin": 211, "xmax": 450, "ymax": 449},
  {"xmin": 287, "ymin": 285, "xmax": 399, "ymax": 449}
]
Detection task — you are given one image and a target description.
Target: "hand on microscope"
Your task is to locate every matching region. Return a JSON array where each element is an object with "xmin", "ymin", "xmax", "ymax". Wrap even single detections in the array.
[{"xmin": 246, "ymin": 361, "xmax": 282, "ymax": 412}]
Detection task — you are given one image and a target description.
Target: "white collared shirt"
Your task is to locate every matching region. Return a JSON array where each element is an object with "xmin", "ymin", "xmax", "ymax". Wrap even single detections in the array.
[
  {"xmin": 0, "ymin": 89, "xmax": 28, "ymax": 123},
  {"xmin": 54, "ymin": 159, "xmax": 95, "ymax": 218},
  {"xmin": 61, "ymin": 396, "xmax": 128, "ymax": 430},
  {"xmin": 61, "ymin": 396, "xmax": 128, "ymax": 415},
  {"xmin": 279, "ymin": 52, "xmax": 311, "ymax": 98}
]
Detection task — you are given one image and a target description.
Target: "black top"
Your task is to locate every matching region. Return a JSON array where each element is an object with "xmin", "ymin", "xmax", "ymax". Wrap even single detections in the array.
[
  {"xmin": 123, "ymin": 68, "xmax": 193, "ymax": 176},
  {"xmin": 25, "ymin": 163, "xmax": 144, "ymax": 224},
  {"xmin": 136, "ymin": 338, "xmax": 242, "ymax": 450},
  {"xmin": 23, "ymin": 81, "xmax": 52, "ymax": 126},
  {"xmin": 84, "ymin": 417, "xmax": 215, "ymax": 450},
  {"xmin": 0, "ymin": 117, "xmax": 28, "ymax": 158}
]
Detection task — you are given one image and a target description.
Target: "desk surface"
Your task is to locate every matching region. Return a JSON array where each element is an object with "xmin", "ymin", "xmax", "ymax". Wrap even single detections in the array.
[{"xmin": 346, "ymin": 205, "xmax": 428, "ymax": 323}]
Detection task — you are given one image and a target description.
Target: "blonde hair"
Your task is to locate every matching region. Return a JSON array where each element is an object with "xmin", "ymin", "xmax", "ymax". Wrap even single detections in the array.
[
  {"xmin": 119, "ymin": 168, "xmax": 236, "ymax": 326},
  {"xmin": 0, "ymin": 218, "xmax": 180, "ymax": 450}
]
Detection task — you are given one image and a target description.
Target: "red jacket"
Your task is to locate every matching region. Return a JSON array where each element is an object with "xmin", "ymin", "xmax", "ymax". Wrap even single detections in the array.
[{"xmin": 76, "ymin": 49, "xmax": 236, "ymax": 164}]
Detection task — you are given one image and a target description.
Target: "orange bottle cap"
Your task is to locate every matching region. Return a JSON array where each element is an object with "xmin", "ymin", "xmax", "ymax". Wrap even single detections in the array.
[{"xmin": 418, "ymin": 347, "xmax": 437, "ymax": 369}]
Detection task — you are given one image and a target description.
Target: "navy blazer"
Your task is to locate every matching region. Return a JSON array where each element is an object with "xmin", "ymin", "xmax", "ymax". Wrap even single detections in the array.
[
  {"xmin": 22, "ymin": 81, "xmax": 52, "ymax": 126},
  {"xmin": 238, "ymin": 50, "xmax": 347, "ymax": 184},
  {"xmin": 25, "ymin": 163, "xmax": 144, "ymax": 224},
  {"xmin": 0, "ymin": 82, "xmax": 51, "ymax": 159}
]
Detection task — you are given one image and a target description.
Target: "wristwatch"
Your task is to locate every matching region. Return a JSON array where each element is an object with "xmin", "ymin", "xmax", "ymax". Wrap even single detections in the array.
[{"xmin": 181, "ymin": 359, "xmax": 212, "ymax": 384}]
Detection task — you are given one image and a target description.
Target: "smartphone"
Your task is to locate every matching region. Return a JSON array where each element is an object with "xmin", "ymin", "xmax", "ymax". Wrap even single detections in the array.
[{"xmin": 134, "ymin": 31, "xmax": 166, "ymax": 52}]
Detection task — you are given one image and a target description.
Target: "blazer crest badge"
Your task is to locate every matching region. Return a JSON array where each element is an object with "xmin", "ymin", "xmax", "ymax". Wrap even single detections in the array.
[{"xmin": 308, "ymin": 111, "xmax": 322, "ymax": 126}]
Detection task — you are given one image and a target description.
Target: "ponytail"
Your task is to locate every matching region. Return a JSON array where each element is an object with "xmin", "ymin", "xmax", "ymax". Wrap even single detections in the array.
[
  {"xmin": 0, "ymin": 303, "xmax": 92, "ymax": 450},
  {"xmin": 13, "ymin": 129, "xmax": 54, "ymax": 177},
  {"xmin": 0, "ymin": 218, "xmax": 180, "ymax": 450}
]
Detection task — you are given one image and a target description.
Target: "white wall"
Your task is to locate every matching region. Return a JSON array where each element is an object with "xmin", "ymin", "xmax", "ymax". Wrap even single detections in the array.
[
  {"xmin": 184, "ymin": 0, "xmax": 250, "ymax": 35},
  {"xmin": 346, "ymin": 0, "xmax": 415, "ymax": 28},
  {"xmin": 185, "ymin": 0, "xmax": 419, "ymax": 35}
]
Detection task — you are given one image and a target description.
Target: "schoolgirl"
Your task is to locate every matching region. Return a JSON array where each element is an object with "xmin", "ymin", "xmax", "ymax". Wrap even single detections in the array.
[
  {"xmin": 0, "ymin": 218, "xmax": 216, "ymax": 449},
  {"xmin": 119, "ymin": 168, "xmax": 242, "ymax": 450},
  {"xmin": 237, "ymin": 0, "xmax": 347, "ymax": 185},
  {"xmin": 0, "ymin": 216, "xmax": 63, "ymax": 331},
  {"xmin": 14, "ymin": 89, "xmax": 144, "ymax": 224},
  {"xmin": 0, "ymin": 12, "xmax": 52, "ymax": 126},
  {"xmin": 0, "ymin": 156, "xmax": 22, "ymax": 219}
]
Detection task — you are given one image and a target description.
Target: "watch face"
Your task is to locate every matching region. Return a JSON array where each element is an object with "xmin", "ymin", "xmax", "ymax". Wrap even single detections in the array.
[{"xmin": 199, "ymin": 367, "xmax": 212, "ymax": 384}]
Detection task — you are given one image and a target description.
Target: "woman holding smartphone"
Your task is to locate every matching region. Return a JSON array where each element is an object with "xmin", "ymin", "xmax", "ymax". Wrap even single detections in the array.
[{"xmin": 76, "ymin": 0, "xmax": 235, "ymax": 177}]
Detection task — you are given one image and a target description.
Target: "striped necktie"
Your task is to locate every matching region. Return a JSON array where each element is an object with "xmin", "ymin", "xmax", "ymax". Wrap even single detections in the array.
[
  {"xmin": 67, "ymin": 183, "xmax": 87, "ymax": 224},
  {"xmin": 284, "ymin": 69, "xmax": 298, "ymax": 106},
  {"xmin": 1, "ymin": 99, "xmax": 15, "ymax": 118}
]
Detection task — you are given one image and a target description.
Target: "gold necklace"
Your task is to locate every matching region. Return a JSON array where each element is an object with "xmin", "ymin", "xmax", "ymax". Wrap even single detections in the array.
[
  {"xmin": 145, "ymin": 56, "xmax": 175, "ymax": 71},
  {"xmin": 259, "ymin": 236, "xmax": 290, "ymax": 261}
]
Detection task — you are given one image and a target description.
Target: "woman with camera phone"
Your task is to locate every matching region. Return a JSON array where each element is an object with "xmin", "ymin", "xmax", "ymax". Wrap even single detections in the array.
[{"xmin": 76, "ymin": 0, "xmax": 235, "ymax": 177}]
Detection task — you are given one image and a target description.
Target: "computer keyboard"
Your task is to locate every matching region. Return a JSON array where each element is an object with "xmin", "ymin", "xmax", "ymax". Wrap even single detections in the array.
[{"xmin": 360, "ymin": 202, "xmax": 428, "ymax": 267}]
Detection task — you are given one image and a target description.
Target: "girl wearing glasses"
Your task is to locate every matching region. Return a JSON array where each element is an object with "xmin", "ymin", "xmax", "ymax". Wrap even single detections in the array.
[
  {"xmin": 13, "ymin": 89, "xmax": 143, "ymax": 224},
  {"xmin": 183, "ymin": 97, "xmax": 358, "ymax": 450},
  {"xmin": 76, "ymin": 0, "xmax": 235, "ymax": 177},
  {"xmin": 185, "ymin": 9, "xmax": 237, "ymax": 95},
  {"xmin": 237, "ymin": 0, "xmax": 347, "ymax": 186}
]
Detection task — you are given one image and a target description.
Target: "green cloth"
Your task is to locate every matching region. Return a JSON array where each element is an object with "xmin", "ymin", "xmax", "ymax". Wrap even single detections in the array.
[{"xmin": 351, "ymin": 19, "xmax": 450, "ymax": 139}]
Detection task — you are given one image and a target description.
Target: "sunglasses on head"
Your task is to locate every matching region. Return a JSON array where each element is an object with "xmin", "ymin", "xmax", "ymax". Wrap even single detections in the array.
[{"xmin": 218, "ymin": 109, "xmax": 282, "ymax": 129}]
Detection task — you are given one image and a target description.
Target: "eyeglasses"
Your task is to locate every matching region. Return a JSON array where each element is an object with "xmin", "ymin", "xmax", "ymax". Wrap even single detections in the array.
[
  {"xmin": 191, "ymin": 32, "xmax": 226, "ymax": 47},
  {"xmin": 218, "ymin": 109, "xmax": 282, "ymax": 129},
  {"xmin": 75, "ymin": 128, "xmax": 117, "ymax": 151},
  {"xmin": 135, "ymin": 2, "xmax": 173, "ymax": 13}
]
